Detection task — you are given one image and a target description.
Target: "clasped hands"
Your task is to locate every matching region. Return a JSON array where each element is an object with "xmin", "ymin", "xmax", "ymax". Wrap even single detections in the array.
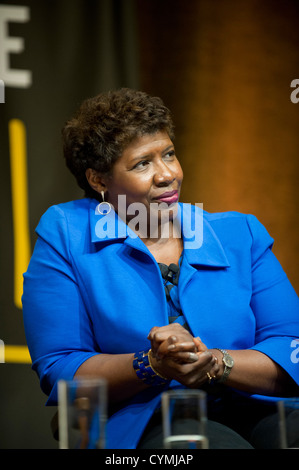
[{"xmin": 147, "ymin": 323, "xmax": 220, "ymax": 387}]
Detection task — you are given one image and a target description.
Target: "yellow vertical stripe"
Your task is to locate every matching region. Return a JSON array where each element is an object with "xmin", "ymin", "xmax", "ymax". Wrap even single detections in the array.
[{"xmin": 9, "ymin": 119, "xmax": 31, "ymax": 309}]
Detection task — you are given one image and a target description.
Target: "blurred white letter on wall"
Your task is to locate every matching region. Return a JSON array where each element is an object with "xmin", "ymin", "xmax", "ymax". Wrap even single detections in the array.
[{"xmin": 0, "ymin": 5, "xmax": 32, "ymax": 88}]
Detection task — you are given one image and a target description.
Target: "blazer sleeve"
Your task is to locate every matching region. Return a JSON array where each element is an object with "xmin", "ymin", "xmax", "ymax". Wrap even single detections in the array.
[
  {"xmin": 22, "ymin": 206, "xmax": 99, "ymax": 405},
  {"xmin": 246, "ymin": 214, "xmax": 299, "ymax": 388}
]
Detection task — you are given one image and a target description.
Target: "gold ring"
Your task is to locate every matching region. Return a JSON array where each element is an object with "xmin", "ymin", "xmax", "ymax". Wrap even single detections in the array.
[{"xmin": 206, "ymin": 372, "xmax": 212, "ymax": 383}]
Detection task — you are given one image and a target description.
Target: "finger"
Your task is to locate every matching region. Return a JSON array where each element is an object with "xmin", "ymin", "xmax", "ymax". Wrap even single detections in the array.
[
  {"xmin": 154, "ymin": 336, "xmax": 177, "ymax": 359},
  {"xmin": 147, "ymin": 327, "xmax": 164, "ymax": 356},
  {"xmin": 171, "ymin": 351, "xmax": 199, "ymax": 363},
  {"xmin": 148, "ymin": 323, "xmax": 189, "ymax": 343},
  {"xmin": 171, "ymin": 350, "xmax": 214, "ymax": 375},
  {"xmin": 196, "ymin": 350, "xmax": 215, "ymax": 367},
  {"xmin": 155, "ymin": 341, "xmax": 197, "ymax": 363},
  {"xmin": 209, "ymin": 355, "xmax": 220, "ymax": 377},
  {"xmin": 157, "ymin": 337, "xmax": 197, "ymax": 359},
  {"xmin": 148, "ymin": 329, "xmax": 173, "ymax": 347},
  {"xmin": 173, "ymin": 352, "xmax": 217, "ymax": 386},
  {"xmin": 147, "ymin": 326, "xmax": 160, "ymax": 341},
  {"xmin": 193, "ymin": 337, "xmax": 207, "ymax": 352},
  {"xmin": 167, "ymin": 340, "xmax": 198, "ymax": 353},
  {"xmin": 168, "ymin": 335, "xmax": 178, "ymax": 345}
]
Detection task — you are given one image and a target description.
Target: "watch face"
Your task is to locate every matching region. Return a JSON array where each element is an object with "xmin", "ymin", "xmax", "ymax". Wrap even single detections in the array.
[{"xmin": 224, "ymin": 355, "xmax": 234, "ymax": 367}]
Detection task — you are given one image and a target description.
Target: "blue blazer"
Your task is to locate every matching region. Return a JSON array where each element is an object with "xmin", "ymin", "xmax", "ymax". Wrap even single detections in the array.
[{"xmin": 22, "ymin": 198, "xmax": 299, "ymax": 448}]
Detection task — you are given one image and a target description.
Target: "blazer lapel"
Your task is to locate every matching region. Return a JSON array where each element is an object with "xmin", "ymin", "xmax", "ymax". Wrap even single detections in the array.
[{"xmin": 178, "ymin": 205, "xmax": 230, "ymax": 336}]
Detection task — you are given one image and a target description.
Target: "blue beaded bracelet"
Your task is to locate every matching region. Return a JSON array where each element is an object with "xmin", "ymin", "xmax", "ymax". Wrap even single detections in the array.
[{"xmin": 133, "ymin": 350, "xmax": 169, "ymax": 386}]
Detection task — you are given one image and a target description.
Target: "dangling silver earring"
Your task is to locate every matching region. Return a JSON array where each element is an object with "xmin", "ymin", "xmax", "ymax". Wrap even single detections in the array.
[{"xmin": 96, "ymin": 191, "xmax": 112, "ymax": 215}]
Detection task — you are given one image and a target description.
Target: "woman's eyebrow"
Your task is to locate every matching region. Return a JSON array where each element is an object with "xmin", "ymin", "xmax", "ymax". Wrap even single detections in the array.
[
  {"xmin": 162, "ymin": 144, "xmax": 175, "ymax": 154},
  {"xmin": 130, "ymin": 153, "xmax": 151, "ymax": 162},
  {"xmin": 130, "ymin": 145, "xmax": 175, "ymax": 162},
  {"xmin": 130, "ymin": 144, "xmax": 174, "ymax": 163}
]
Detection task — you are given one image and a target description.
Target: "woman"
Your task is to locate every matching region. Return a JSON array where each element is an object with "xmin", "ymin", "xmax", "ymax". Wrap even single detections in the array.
[{"xmin": 22, "ymin": 88, "xmax": 299, "ymax": 449}]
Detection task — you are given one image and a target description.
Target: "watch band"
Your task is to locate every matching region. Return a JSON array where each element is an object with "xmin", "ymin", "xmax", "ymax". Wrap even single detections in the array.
[{"xmin": 215, "ymin": 348, "xmax": 234, "ymax": 383}]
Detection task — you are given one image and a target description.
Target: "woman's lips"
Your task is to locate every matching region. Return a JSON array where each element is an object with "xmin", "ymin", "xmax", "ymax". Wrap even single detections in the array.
[{"xmin": 153, "ymin": 190, "xmax": 179, "ymax": 204}]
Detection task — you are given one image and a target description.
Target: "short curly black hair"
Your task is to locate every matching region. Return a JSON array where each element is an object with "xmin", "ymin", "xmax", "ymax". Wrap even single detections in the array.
[{"xmin": 62, "ymin": 88, "xmax": 175, "ymax": 200}]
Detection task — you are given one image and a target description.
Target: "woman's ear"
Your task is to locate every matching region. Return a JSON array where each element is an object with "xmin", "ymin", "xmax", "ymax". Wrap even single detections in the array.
[{"xmin": 85, "ymin": 168, "xmax": 106, "ymax": 193}]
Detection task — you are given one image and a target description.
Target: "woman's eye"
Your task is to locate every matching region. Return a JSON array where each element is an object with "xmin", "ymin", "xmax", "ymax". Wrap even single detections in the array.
[
  {"xmin": 133, "ymin": 160, "xmax": 149, "ymax": 170},
  {"xmin": 164, "ymin": 150, "xmax": 175, "ymax": 159}
]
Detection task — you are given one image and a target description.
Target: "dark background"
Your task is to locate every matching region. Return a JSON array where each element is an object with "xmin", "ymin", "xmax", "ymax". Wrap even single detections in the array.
[{"xmin": 0, "ymin": 0, "xmax": 298, "ymax": 448}]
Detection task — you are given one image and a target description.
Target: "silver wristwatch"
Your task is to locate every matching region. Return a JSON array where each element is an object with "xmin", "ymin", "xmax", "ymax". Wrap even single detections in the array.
[{"xmin": 215, "ymin": 349, "xmax": 234, "ymax": 383}]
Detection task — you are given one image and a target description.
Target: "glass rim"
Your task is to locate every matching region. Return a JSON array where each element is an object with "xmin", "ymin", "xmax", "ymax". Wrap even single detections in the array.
[
  {"xmin": 58, "ymin": 377, "xmax": 107, "ymax": 387},
  {"xmin": 277, "ymin": 397, "xmax": 299, "ymax": 409},
  {"xmin": 161, "ymin": 389, "xmax": 207, "ymax": 399}
]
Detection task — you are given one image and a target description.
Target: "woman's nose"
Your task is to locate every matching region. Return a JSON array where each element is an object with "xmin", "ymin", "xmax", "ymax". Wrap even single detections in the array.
[{"xmin": 153, "ymin": 161, "xmax": 176, "ymax": 186}]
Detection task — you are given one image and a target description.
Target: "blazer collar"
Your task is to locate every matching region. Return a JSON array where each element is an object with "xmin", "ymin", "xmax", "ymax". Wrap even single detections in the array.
[
  {"xmin": 89, "ymin": 200, "xmax": 230, "ymax": 268},
  {"xmin": 180, "ymin": 203, "xmax": 230, "ymax": 268}
]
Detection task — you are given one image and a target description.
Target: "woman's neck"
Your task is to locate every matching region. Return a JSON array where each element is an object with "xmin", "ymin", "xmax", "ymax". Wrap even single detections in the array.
[{"xmin": 141, "ymin": 221, "xmax": 183, "ymax": 265}]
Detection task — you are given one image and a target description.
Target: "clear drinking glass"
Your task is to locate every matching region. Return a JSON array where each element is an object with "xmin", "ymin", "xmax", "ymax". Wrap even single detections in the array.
[
  {"xmin": 58, "ymin": 377, "xmax": 107, "ymax": 449},
  {"xmin": 277, "ymin": 398, "xmax": 299, "ymax": 449},
  {"xmin": 162, "ymin": 389, "xmax": 208, "ymax": 449}
]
